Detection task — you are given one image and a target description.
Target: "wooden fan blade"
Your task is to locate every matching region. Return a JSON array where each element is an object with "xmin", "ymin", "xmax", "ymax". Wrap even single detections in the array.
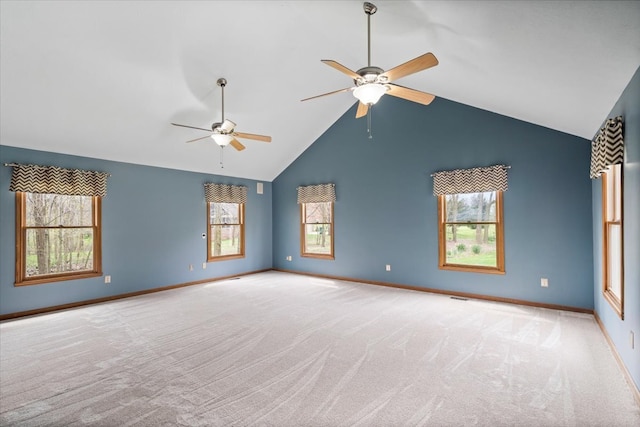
[
  {"xmin": 355, "ymin": 102, "xmax": 369, "ymax": 118},
  {"xmin": 171, "ymin": 123, "xmax": 211, "ymax": 132},
  {"xmin": 386, "ymin": 84, "xmax": 436, "ymax": 106},
  {"xmin": 380, "ymin": 52, "xmax": 438, "ymax": 82},
  {"xmin": 185, "ymin": 135, "xmax": 212, "ymax": 143},
  {"xmin": 233, "ymin": 132, "xmax": 272, "ymax": 143},
  {"xmin": 301, "ymin": 87, "xmax": 353, "ymax": 102},
  {"xmin": 230, "ymin": 139, "xmax": 246, "ymax": 151},
  {"xmin": 321, "ymin": 60, "xmax": 361, "ymax": 79}
]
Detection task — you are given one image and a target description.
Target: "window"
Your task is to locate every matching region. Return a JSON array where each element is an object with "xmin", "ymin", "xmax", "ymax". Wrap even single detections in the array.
[
  {"xmin": 602, "ymin": 164, "xmax": 623, "ymax": 318},
  {"xmin": 16, "ymin": 192, "xmax": 102, "ymax": 285},
  {"xmin": 300, "ymin": 201, "xmax": 334, "ymax": 259},
  {"xmin": 208, "ymin": 201, "xmax": 244, "ymax": 261},
  {"xmin": 438, "ymin": 191, "xmax": 504, "ymax": 274}
]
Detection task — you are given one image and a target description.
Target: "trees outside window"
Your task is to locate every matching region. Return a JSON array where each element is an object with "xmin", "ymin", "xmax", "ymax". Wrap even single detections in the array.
[
  {"xmin": 16, "ymin": 192, "xmax": 102, "ymax": 285},
  {"xmin": 208, "ymin": 202, "xmax": 244, "ymax": 261},
  {"xmin": 438, "ymin": 191, "xmax": 504, "ymax": 274},
  {"xmin": 301, "ymin": 201, "xmax": 334, "ymax": 259}
]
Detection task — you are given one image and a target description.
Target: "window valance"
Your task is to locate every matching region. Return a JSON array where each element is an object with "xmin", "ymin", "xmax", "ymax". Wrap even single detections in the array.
[
  {"xmin": 590, "ymin": 116, "xmax": 623, "ymax": 179},
  {"xmin": 432, "ymin": 164, "xmax": 509, "ymax": 196},
  {"xmin": 297, "ymin": 183, "xmax": 336, "ymax": 204},
  {"xmin": 204, "ymin": 183, "xmax": 247, "ymax": 203},
  {"xmin": 7, "ymin": 163, "xmax": 109, "ymax": 197}
]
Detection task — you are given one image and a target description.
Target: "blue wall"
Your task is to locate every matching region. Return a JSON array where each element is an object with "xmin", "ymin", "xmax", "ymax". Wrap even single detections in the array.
[
  {"xmin": 273, "ymin": 96, "xmax": 594, "ymax": 309},
  {"xmin": 593, "ymin": 66, "xmax": 640, "ymax": 391},
  {"xmin": 0, "ymin": 146, "xmax": 272, "ymax": 315}
]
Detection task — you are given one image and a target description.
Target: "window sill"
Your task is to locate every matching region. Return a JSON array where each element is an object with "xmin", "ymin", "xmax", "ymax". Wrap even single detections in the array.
[
  {"xmin": 603, "ymin": 290, "xmax": 624, "ymax": 320},
  {"xmin": 439, "ymin": 264, "xmax": 505, "ymax": 275},
  {"xmin": 301, "ymin": 253, "xmax": 335, "ymax": 260},
  {"xmin": 208, "ymin": 254, "xmax": 245, "ymax": 262},
  {"xmin": 15, "ymin": 271, "xmax": 103, "ymax": 287}
]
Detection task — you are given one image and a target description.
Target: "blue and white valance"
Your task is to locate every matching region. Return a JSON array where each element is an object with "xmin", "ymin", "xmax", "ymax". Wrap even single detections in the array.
[
  {"xmin": 590, "ymin": 116, "xmax": 623, "ymax": 179},
  {"xmin": 204, "ymin": 183, "xmax": 247, "ymax": 203},
  {"xmin": 7, "ymin": 163, "xmax": 109, "ymax": 197},
  {"xmin": 297, "ymin": 183, "xmax": 336, "ymax": 204},
  {"xmin": 432, "ymin": 165, "xmax": 509, "ymax": 196}
]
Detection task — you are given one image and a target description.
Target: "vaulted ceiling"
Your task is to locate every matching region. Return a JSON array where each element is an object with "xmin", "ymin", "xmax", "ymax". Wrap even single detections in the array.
[{"xmin": 1, "ymin": 1, "xmax": 639, "ymax": 181}]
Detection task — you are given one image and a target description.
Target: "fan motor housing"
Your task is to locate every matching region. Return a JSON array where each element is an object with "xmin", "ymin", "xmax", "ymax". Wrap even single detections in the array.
[{"xmin": 355, "ymin": 66, "xmax": 386, "ymax": 84}]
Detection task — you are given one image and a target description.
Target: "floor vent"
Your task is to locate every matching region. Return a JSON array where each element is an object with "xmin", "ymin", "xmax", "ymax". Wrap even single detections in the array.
[{"xmin": 450, "ymin": 296, "xmax": 468, "ymax": 301}]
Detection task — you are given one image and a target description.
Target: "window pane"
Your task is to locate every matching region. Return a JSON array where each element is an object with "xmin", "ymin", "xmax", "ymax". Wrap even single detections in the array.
[
  {"xmin": 607, "ymin": 223, "xmax": 622, "ymax": 299},
  {"xmin": 305, "ymin": 202, "xmax": 332, "ymax": 223},
  {"xmin": 605, "ymin": 166, "xmax": 615, "ymax": 221},
  {"xmin": 26, "ymin": 193, "xmax": 93, "ymax": 226},
  {"xmin": 25, "ymin": 228, "xmax": 94, "ymax": 277},
  {"xmin": 613, "ymin": 164, "xmax": 621, "ymax": 221},
  {"xmin": 445, "ymin": 224, "xmax": 497, "ymax": 267},
  {"xmin": 210, "ymin": 203, "xmax": 240, "ymax": 225},
  {"xmin": 304, "ymin": 223, "xmax": 332, "ymax": 254},
  {"xmin": 210, "ymin": 225, "xmax": 242, "ymax": 256},
  {"xmin": 445, "ymin": 192, "xmax": 496, "ymax": 222}
]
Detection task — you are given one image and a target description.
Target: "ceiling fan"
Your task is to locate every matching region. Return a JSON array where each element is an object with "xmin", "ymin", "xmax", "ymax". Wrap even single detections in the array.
[
  {"xmin": 302, "ymin": 2, "xmax": 438, "ymax": 137},
  {"xmin": 172, "ymin": 78, "xmax": 272, "ymax": 152}
]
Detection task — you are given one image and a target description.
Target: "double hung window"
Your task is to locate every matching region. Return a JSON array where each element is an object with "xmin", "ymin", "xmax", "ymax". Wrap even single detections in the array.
[
  {"xmin": 16, "ymin": 193, "xmax": 102, "ymax": 285},
  {"xmin": 438, "ymin": 191, "xmax": 504, "ymax": 273},
  {"xmin": 590, "ymin": 116, "xmax": 624, "ymax": 318},
  {"xmin": 208, "ymin": 201, "xmax": 244, "ymax": 260},
  {"xmin": 433, "ymin": 164, "xmax": 508, "ymax": 274},
  {"xmin": 301, "ymin": 201, "xmax": 334, "ymax": 258},
  {"xmin": 298, "ymin": 183, "xmax": 336, "ymax": 260},
  {"xmin": 10, "ymin": 164, "xmax": 107, "ymax": 286},
  {"xmin": 602, "ymin": 164, "xmax": 623, "ymax": 317},
  {"xmin": 205, "ymin": 183, "xmax": 247, "ymax": 262}
]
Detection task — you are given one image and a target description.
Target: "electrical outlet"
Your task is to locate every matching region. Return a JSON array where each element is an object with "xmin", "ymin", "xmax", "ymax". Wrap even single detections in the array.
[
  {"xmin": 541, "ymin": 278, "xmax": 548, "ymax": 288},
  {"xmin": 202, "ymin": 262, "xmax": 207, "ymax": 270},
  {"xmin": 104, "ymin": 275, "xmax": 111, "ymax": 284},
  {"xmin": 386, "ymin": 264, "xmax": 391, "ymax": 272},
  {"xmin": 286, "ymin": 256, "xmax": 292, "ymax": 261},
  {"xmin": 189, "ymin": 264, "xmax": 193, "ymax": 271}
]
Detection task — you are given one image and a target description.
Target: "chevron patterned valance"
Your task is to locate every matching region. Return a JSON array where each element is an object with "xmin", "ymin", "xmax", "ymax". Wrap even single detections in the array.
[
  {"xmin": 204, "ymin": 183, "xmax": 247, "ymax": 204},
  {"xmin": 590, "ymin": 116, "xmax": 623, "ymax": 179},
  {"xmin": 297, "ymin": 183, "xmax": 336, "ymax": 204},
  {"xmin": 432, "ymin": 165, "xmax": 509, "ymax": 196},
  {"xmin": 8, "ymin": 163, "xmax": 109, "ymax": 197}
]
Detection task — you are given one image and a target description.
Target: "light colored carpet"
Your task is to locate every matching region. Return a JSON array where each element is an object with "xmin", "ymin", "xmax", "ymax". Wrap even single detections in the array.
[{"xmin": 1, "ymin": 271, "xmax": 639, "ymax": 426}]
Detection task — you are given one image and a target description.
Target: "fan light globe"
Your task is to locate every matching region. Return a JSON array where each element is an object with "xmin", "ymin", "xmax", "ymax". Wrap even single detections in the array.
[
  {"xmin": 211, "ymin": 133, "xmax": 233, "ymax": 146},
  {"xmin": 353, "ymin": 83, "xmax": 387, "ymax": 105}
]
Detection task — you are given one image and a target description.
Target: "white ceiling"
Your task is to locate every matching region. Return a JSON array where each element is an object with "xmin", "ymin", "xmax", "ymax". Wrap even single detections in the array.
[{"xmin": 2, "ymin": 1, "xmax": 639, "ymax": 182}]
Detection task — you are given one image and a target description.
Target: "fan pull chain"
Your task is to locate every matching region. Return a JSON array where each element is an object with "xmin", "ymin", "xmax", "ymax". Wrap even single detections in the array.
[
  {"xmin": 367, "ymin": 106, "xmax": 373, "ymax": 139},
  {"xmin": 219, "ymin": 146, "xmax": 224, "ymax": 168}
]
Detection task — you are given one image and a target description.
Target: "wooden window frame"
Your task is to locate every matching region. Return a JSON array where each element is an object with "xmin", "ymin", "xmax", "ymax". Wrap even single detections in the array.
[
  {"xmin": 15, "ymin": 192, "xmax": 102, "ymax": 286},
  {"xmin": 207, "ymin": 201, "xmax": 245, "ymax": 262},
  {"xmin": 602, "ymin": 165, "xmax": 624, "ymax": 319},
  {"xmin": 300, "ymin": 201, "xmax": 334, "ymax": 260},
  {"xmin": 437, "ymin": 191, "xmax": 505, "ymax": 274}
]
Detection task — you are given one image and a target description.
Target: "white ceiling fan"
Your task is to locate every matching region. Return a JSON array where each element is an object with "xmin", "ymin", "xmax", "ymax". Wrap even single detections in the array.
[
  {"xmin": 172, "ymin": 78, "xmax": 272, "ymax": 151},
  {"xmin": 302, "ymin": 2, "xmax": 439, "ymax": 137}
]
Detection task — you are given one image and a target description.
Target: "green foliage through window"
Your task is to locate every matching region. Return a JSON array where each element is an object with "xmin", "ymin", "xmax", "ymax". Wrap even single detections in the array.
[{"xmin": 438, "ymin": 191, "xmax": 504, "ymax": 273}]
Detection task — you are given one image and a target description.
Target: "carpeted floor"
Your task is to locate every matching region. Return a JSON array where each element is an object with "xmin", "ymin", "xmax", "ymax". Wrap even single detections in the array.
[{"xmin": 1, "ymin": 271, "xmax": 639, "ymax": 426}]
